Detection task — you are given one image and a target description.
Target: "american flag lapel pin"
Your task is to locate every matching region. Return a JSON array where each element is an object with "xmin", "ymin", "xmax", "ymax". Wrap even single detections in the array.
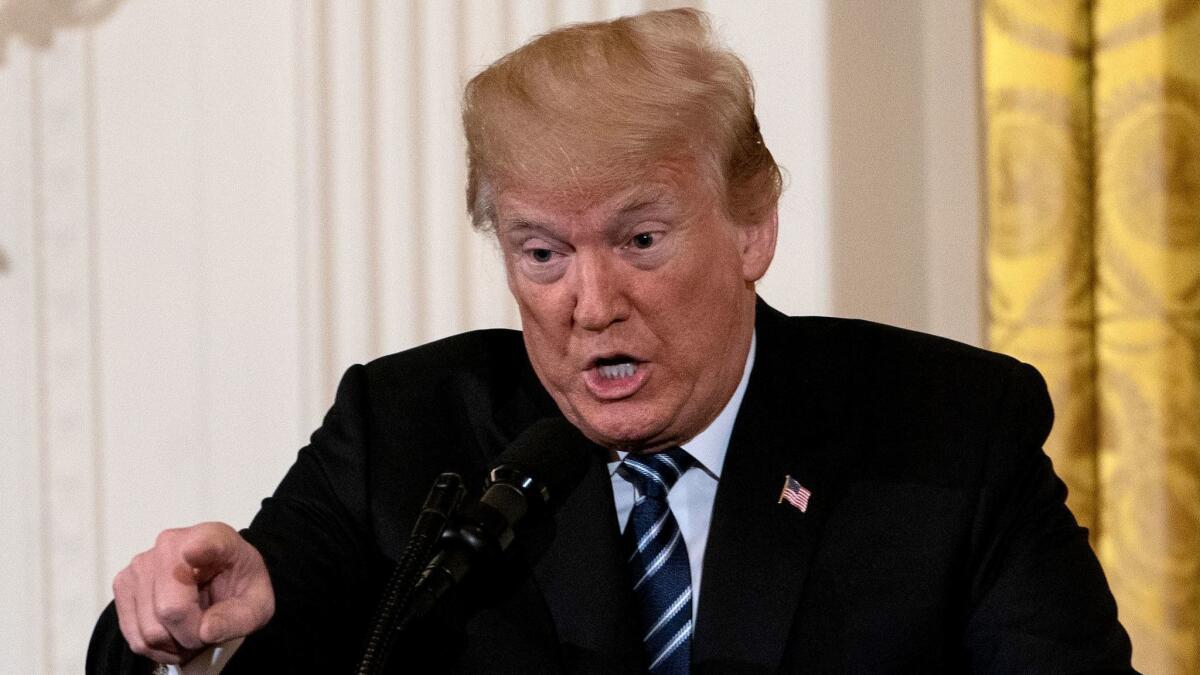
[{"xmin": 778, "ymin": 474, "xmax": 812, "ymax": 513}]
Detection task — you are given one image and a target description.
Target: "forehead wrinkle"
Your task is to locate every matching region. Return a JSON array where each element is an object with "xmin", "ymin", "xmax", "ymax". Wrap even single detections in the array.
[{"xmin": 496, "ymin": 173, "xmax": 693, "ymax": 239}]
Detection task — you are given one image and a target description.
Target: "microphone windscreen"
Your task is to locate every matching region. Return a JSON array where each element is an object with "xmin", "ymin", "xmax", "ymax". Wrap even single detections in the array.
[{"xmin": 491, "ymin": 417, "xmax": 594, "ymax": 507}]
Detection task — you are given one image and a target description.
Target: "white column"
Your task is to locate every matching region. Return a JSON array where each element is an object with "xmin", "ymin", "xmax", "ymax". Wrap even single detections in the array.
[{"xmin": 0, "ymin": 35, "xmax": 49, "ymax": 675}]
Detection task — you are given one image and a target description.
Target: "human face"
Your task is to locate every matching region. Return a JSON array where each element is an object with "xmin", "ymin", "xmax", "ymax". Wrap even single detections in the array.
[{"xmin": 495, "ymin": 161, "xmax": 777, "ymax": 452}]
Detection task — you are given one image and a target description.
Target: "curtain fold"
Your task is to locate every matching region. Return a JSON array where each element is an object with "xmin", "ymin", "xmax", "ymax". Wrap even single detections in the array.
[
  {"xmin": 983, "ymin": 0, "xmax": 1099, "ymax": 550},
  {"xmin": 983, "ymin": 2, "xmax": 1199, "ymax": 672}
]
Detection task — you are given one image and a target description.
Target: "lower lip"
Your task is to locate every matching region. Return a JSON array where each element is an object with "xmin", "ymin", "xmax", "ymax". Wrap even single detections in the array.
[{"xmin": 583, "ymin": 363, "xmax": 649, "ymax": 400}]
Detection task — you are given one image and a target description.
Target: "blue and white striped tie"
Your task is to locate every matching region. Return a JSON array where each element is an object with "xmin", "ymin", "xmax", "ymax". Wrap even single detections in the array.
[{"xmin": 620, "ymin": 447, "xmax": 694, "ymax": 675}]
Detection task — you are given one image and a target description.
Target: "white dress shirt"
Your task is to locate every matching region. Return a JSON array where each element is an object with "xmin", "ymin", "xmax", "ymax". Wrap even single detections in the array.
[
  {"xmin": 170, "ymin": 333, "xmax": 755, "ymax": 673},
  {"xmin": 608, "ymin": 332, "xmax": 755, "ymax": 624}
]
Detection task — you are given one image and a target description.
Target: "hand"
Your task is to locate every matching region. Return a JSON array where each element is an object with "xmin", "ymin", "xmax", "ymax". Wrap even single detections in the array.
[{"xmin": 111, "ymin": 522, "xmax": 275, "ymax": 664}]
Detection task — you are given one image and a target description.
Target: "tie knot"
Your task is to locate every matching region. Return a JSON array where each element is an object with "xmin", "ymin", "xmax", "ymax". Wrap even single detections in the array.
[{"xmin": 619, "ymin": 447, "xmax": 694, "ymax": 500}]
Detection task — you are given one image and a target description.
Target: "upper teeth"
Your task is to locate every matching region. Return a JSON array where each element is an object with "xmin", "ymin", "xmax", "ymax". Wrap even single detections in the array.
[{"xmin": 598, "ymin": 362, "xmax": 636, "ymax": 379}]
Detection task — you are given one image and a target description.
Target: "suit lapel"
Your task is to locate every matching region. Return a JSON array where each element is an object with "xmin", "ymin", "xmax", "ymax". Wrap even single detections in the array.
[
  {"xmin": 693, "ymin": 302, "xmax": 851, "ymax": 672},
  {"xmin": 523, "ymin": 448, "xmax": 646, "ymax": 673},
  {"xmin": 485, "ymin": 355, "xmax": 645, "ymax": 672}
]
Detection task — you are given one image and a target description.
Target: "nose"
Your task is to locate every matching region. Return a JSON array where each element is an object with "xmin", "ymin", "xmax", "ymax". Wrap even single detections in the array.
[{"xmin": 572, "ymin": 251, "xmax": 629, "ymax": 331}]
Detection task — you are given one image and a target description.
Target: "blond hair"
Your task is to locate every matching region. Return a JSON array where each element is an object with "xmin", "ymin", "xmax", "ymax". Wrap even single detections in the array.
[{"xmin": 462, "ymin": 8, "xmax": 782, "ymax": 230}]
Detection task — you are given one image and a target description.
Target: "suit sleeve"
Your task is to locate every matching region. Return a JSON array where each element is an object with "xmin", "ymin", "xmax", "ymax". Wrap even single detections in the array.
[
  {"xmin": 965, "ymin": 362, "xmax": 1135, "ymax": 673},
  {"xmin": 87, "ymin": 365, "xmax": 382, "ymax": 674}
]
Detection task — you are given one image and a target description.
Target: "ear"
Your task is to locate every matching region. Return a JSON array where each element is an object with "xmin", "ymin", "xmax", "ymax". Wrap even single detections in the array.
[{"xmin": 738, "ymin": 206, "xmax": 778, "ymax": 283}]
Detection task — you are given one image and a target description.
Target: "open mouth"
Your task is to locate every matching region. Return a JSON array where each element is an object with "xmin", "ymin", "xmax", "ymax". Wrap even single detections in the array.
[
  {"xmin": 594, "ymin": 355, "xmax": 639, "ymax": 380},
  {"xmin": 583, "ymin": 354, "xmax": 648, "ymax": 399}
]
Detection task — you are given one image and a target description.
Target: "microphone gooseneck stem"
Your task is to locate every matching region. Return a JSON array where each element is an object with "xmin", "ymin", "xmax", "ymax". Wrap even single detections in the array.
[{"xmin": 355, "ymin": 473, "xmax": 464, "ymax": 675}]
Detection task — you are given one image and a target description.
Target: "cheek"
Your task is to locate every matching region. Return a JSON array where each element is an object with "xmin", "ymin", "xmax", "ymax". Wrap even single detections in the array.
[
  {"xmin": 512, "ymin": 284, "xmax": 574, "ymax": 372},
  {"xmin": 503, "ymin": 257, "xmax": 520, "ymax": 297},
  {"xmin": 646, "ymin": 252, "xmax": 747, "ymax": 357},
  {"xmin": 516, "ymin": 286, "xmax": 571, "ymax": 329},
  {"xmin": 668, "ymin": 249, "xmax": 745, "ymax": 314}
]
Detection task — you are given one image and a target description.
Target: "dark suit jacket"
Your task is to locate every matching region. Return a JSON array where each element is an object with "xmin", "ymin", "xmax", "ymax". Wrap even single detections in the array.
[{"xmin": 88, "ymin": 300, "xmax": 1134, "ymax": 673}]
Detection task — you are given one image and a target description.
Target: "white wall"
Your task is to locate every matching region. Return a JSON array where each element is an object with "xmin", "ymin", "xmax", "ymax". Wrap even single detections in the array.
[{"xmin": 0, "ymin": 1, "xmax": 980, "ymax": 671}]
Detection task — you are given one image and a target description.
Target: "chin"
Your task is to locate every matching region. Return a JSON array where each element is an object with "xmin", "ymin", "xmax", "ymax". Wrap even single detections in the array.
[{"xmin": 571, "ymin": 407, "xmax": 670, "ymax": 451}]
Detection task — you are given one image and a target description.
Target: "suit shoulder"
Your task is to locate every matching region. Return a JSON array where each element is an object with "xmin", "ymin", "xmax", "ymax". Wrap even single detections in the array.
[
  {"xmin": 773, "ymin": 315, "xmax": 1029, "ymax": 383},
  {"xmin": 761, "ymin": 314, "xmax": 1050, "ymax": 443},
  {"xmin": 364, "ymin": 328, "xmax": 525, "ymax": 374},
  {"xmin": 350, "ymin": 329, "xmax": 531, "ymax": 400},
  {"xmin": 762, "ymin": 316, "xmax": 1053, "ymax": 486},
  {"xmin": 322, "ymin": 328, "xmax": 551, "ymax": 467}
]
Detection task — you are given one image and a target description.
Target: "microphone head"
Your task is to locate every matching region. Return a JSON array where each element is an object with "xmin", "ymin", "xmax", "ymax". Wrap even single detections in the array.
[{"xmin": 488, "ymin": 417, "xmax": 594, "ymax": 510}]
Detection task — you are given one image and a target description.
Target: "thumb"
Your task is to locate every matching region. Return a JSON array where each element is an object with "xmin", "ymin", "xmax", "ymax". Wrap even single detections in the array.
[
  {"xmin": 198, "ymin": 589, "xmax": 273, "ymax": 644},
  {"xmin": 197, "ymin": 601, "xmax": 237, "ymax": 644}
]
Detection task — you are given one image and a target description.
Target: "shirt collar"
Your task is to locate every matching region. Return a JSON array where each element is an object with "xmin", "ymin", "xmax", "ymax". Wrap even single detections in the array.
[{"xmin": 608, "ymin": 331, "xmax": 756, "ymax": 480}]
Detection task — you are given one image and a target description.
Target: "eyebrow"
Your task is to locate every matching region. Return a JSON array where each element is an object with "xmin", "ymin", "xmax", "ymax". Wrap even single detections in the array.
[
  {"xmin": 618, "ymin": 188, "xmax": 675, "ymax": 215},
  {"xmin": 612, "ymin": 194, "xmax": 679, "ymax": 232},
  {"xmin": 499, "ymin": 217, "xmax": 560, "ymax": 238},
  {"xmin": 616, "ymin": 199, "xmax": 664, "ymax": 218}
]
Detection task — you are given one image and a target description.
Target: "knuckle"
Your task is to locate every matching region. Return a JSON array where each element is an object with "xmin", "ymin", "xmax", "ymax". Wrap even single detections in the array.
[
  {"xmin": 130, "ymin": 550, "xmax": 153, "ymax": 571},
  {"xmin": 199, "ymin": 520, "xmax": 231, "ymax": 535},
  {"xmin": 125, "ymin": 632, "xmax": 149, "ymax": 655},
  {"xmin": 141, "ymin": 623, "xmax": 172, "ymax": 648},
  {"xmin": 141, "ymin": 619, "xmax": 177, "ymax": 648},
  {"xmin": 112, "ymin": 569, "xmax": 129, "ymax": 595},
  {"xmin": 154, "ymin": 599, "xmax": 187, "ymax": 626},
  {"xmin": 195, "ymin": 521, "xmax": 231, "ymax": 544},
  {"xmin": 154, "ymin": 528, "xmax": 181, "ymax": 548}
]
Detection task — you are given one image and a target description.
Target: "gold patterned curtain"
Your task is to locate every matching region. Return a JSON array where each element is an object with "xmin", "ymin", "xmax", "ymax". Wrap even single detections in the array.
[{"xmin": 983, "ymin": 1, "xmax": 1200, "ymax": 672}]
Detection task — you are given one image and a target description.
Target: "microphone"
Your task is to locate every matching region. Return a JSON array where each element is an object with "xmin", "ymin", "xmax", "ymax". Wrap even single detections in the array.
[
  {"xmin": 398, "ymin": 417, "xmax": 593, "ymax": 628},
  {"xmin": 356, "ymin": 473, "xmax": 464, "ymax": 675}
]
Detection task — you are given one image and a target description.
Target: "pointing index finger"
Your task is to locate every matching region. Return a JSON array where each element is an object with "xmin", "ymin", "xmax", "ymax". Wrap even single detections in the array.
[{"xmin": 179, "ymin": 523, "xmax": 239, "ymax": 582}]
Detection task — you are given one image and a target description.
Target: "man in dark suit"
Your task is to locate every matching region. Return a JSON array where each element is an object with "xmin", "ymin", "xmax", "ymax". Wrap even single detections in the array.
[{"xmin": 89, "ymin": 8, "xmax": 1134, "ymax": 673}]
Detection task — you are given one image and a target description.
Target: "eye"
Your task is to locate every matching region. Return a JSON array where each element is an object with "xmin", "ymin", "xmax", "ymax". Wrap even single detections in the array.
[
  {"xmin": 510, "ymin": 234, "xmax": 568, "ymax": 283},
  {"xmin": 629, "ymin": 232, "xmax": 657, "ymax": 250},
  {"xmin": 517, "ymin": 237, "xmax": 561, "ymax": 264}
]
